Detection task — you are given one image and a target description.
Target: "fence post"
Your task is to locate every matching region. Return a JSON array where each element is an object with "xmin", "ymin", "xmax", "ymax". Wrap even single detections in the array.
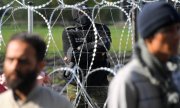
[
  {"xmin": 28, "ymin": 1, "xmax": 33, "ymax": 34},
  {"xmin": 132, "ymin": 0, "xmax": 138, "ymax": 42},
  {"xmin": 132, "ymin": 0, "xmax": 138, "ymax": 55},
  {"xmin": 22, "ymin": 0, "xmax": 25, "ymax": 5}
]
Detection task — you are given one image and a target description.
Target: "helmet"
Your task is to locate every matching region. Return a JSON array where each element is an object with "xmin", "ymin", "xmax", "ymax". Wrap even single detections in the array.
[{"xmin": 72, "ymin": 4, "xmax": 91, "ymax": 26}]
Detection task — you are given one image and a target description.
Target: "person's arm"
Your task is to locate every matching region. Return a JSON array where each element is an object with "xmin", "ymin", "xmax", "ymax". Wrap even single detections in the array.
[
  {"xmin": 108, "ymin": 73, "xmax": 138, "ymax": 108},
  {"xmin": 62, "ymin": 29, "xmax": 71, "ymax": 56},
  {"xmin": 62, "ymin": 29, "xmax": 77, "ymax": 63},
  {"xmin": 79, "ymin": 25, "xmax": 111, "ymax": 52}
]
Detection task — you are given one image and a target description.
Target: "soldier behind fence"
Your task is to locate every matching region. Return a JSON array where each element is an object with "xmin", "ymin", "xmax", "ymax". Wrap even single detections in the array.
[{"xmin": 62, "ymin": 4, "xmax": 112, "ymax": 108}]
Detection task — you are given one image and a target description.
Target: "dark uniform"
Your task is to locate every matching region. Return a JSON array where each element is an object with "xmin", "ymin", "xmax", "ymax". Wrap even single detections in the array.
[
  {"xmin": 62, "ymin": 24, "xmax": 111, "ymax": 85},
  {"xmin": 62, "ymin": 4, "xmax": 111, "ymax": 108}
]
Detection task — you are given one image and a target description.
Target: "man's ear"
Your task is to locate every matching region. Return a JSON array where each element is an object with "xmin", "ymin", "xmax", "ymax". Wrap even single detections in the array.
[{"xmin": 38, "ymin": 61, "xmax": 46, "ymax": 71}]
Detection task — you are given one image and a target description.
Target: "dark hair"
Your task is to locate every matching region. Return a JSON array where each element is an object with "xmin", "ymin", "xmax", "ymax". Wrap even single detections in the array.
[{"xmin": 8, "ymin": 32, "xmax": 47, "ymax": 61}]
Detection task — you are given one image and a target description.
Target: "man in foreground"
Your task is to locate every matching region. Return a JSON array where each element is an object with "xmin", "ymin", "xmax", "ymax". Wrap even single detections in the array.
[
  {"xmin": 0, "ymin": 32, "xmax": 73, "ymax": 108},
  {"xmin": 108, "ymin": 2, "xmax": 180, "ymax": 108}
]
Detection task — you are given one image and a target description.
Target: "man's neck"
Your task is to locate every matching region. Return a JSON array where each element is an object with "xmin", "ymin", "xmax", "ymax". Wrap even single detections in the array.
[
  {"xmin": 13, "ymin": 82, "xmax": 36, "ymax": 102},
  {"xmin": 153, "ymin": 53, "xmax": 169, "ymax": 63},
  {"xmin": 14, "ymin": 90, "xmax": 27, "ymax": 102}
]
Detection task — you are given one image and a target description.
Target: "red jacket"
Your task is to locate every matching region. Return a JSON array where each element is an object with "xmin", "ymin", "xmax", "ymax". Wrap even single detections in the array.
[{"xmin": 0, "ymin": 84, "xmax": 6, "ymax": 93}]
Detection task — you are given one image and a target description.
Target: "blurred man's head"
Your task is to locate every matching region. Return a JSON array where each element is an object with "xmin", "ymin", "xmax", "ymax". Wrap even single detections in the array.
[
  {"xmin": 3, "ymin": 32, "xmax": 46, "ymax": 91},
  {"xmin": 137, "ymin": 2, "xmax": 180, "ymax": 62}
]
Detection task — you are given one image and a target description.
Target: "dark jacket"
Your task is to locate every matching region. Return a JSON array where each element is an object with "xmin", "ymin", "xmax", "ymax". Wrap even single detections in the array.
[
  {"xmin": 62, "ymin": 23, "xmax": 111, "ymax": 68},
  {"xmin": 108, "ymin": 39, "xmax": 180, "ymax": 108},
  {"xmin": 62, "ymin": 23, "xmax": 111, "ymax": 86}
]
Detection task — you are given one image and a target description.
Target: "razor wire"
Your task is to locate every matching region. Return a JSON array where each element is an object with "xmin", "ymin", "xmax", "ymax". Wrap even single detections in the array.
[{"xmin": 0, "ymin": 0, "xmax": 179, "ymax": 108}]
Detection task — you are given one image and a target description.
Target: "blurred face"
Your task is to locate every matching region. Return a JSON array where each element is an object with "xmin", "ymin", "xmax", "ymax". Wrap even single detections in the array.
[
  {"xmin": 146, "ymin": 23, "xmax": 180, "ymax": 61},
  {"xmin": 3, "ymin": 40, "xmax": 40, "ymax": 90}
]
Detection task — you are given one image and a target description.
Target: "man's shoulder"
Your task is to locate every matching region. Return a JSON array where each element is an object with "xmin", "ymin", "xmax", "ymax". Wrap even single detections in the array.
[
  {"xmin": 0, "ymin": 89, "xmax": 12, "ymax": 102},
  {"xmin": 114, "ymin": 58, "xmax": 145, "ymax": 82},
  {"xmin": 118, "ymin": 59, "xmax": 141, "ymax": 74},
  {"xmin": 108, "ymin": 59, "xmax": 141, "ymax": 102},
  {"xmin": 0, "ymin": 89, "xmax": 11, "ymax": 97},
  {"xmin": 39, "ymin": 87, "xmax": 73, "ymax": 108},
  {"xmin": 65, "ymin": 26, "xmax": 77, "ymax": 31},
  {"xmin": 40, "ymin": 86, "xmax": 65, "ymax": 99},
  {"xmin": 63, "ymin": 26, "xmax": 79, "ymax": 36},
  {"xmin": 62, "ymin": 26, "xmax": 77, "ymax": 37}
]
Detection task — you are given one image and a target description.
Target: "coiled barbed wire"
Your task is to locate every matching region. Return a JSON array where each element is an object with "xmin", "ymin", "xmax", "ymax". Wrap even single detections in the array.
[{"xmin": 0, "ymin": 0, "xmax": 178, "ymax": 107}]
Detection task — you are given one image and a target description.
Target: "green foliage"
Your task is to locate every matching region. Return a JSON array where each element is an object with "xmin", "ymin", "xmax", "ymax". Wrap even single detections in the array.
[
  {"xmin": 0, "ymin": 0, "xmax": 132, "ymax": 53},
  {"xmin": 0, "ymin": 25, "xmax": 132, "ymax": 53}
]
